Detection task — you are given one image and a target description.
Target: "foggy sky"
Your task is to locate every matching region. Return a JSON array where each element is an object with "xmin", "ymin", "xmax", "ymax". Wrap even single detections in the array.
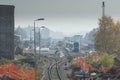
[{"xmin": 0, "ymin": 0, "xmax": 120, "ymax": 35}]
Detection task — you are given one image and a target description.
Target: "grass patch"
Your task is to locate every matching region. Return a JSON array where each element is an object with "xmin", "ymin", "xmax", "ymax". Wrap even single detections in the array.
[{"xmin": 37, "ymin": 59, "xmax": 44, "ymax": 80}]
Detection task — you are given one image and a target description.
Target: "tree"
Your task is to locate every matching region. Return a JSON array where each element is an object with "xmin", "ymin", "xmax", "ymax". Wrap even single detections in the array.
[
  {"xmin": 85, "ymin": 28, "xmax": 97, "ymax": 44},
  {"xmin": 94, "ymin": 16, "xmax": 120, "ymax": 54},
  {"xmin": 67, "ymin": 55, "xmax": 73, "ymax": 63},
  {"xmin": 15, "ymin": 26, "xmax": 27, "ymax": 40},
  {"xmin": 113, "ymin": 22, "xmax": 120, "ymax": 52},
  {"xmin": 15, "ymin": 46, "xmax": 23, "ymax": 54}
]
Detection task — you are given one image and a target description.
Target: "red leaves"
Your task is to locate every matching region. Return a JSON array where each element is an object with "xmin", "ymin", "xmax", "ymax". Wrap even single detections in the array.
[{"xmin": 0, "ymin": 64, "xmax": 36, "ymax": 80}]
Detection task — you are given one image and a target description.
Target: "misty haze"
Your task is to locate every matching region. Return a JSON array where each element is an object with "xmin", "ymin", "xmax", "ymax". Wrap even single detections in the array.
[{"xmin": 0, "ymin": 0, "xmax": 120, "ymax": 80}]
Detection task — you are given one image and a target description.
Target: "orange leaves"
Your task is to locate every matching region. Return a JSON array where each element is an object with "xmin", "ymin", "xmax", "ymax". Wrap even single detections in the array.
[
  {"xmin": 73, "ymin": 56, "xmax": 94, "ymax": 71},
  {"xmin": 100, "ymin": 65, "xmax": 110, "ymax": 73},
  {"xmin": 73, "ymin": 54, "xmax": 112, "ymax": 73},
  {"xmin": 73, "ymin": 54, "xmax": 99, "ymax": 72},
  {"xmin": 91, "ymin": 54, "xmax": 99, "ymax": 62},
  {"xmin": 0, "ymin": 64, "xmax": 36, "ymax": 80}
]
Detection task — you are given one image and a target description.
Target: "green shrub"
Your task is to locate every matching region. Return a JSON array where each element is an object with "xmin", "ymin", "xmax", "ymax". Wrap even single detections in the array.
[
  {"xmin": 14, "ymin": 54, "xmax": 25, "ymax": 60},
  {"xmin": 0, "ymin": 58, "xmax": 11, "ymax": 65},
  {"xmin": 99, "ymin": 52, "xmax": 114, "ymax": 67},
  {"xmin": 37, "ymin": 59, "xmax": 44, "ymax": 80}
]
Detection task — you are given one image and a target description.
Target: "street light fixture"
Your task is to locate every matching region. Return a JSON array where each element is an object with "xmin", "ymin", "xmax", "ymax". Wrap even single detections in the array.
[
  {"xmin": 34, "ymin": 18, "xmax": 44, "ymax": 80},
  {"xmin": 34, "ymin": 18, "xmax": 44, "ymax": 21}
]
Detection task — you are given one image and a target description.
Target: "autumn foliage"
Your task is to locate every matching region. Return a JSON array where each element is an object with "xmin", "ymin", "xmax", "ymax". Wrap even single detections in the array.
[
  {"xmin": 73, "ymin": 53, "xmax": 114, "ymax": 73},
  {"xmin": 94, "ymin": 16, "xmax": 120, "ymax": 55},
  {"xmin": 0, "ymin": 64, "xmax": 36, "ymax": 80},
  {"xmin": 73, "ymin": 55, "xmax": 96, "ymax": 71}
]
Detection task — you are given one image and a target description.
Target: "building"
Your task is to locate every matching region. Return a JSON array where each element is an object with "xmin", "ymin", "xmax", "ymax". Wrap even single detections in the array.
[
  {"xmin": 40, "ymin": 27, "xmax": 50, "ymax": 47},
  {"xmin": 0, "ymin": 5, "xmax": 15, "ymax": 59},
  {"xmin": 72, "ymin": 35, "xmax": 82, "ymax": 42},
  {"xmin": 41, "ymin": 27, "xmax": 50, "ymax": 39},
  {"xmin": 14, "ymin": 34, "xmax": 21, "ymax": 48},
  {"xmin": 64, "ymin": 37, "xmax": 72, "ymax": 42}
]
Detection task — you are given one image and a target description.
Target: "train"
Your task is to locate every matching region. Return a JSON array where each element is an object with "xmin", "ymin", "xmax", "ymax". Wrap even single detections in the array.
[{"xmin": 73, "ymin": 42, "xmax": 79, "ymax": 52}]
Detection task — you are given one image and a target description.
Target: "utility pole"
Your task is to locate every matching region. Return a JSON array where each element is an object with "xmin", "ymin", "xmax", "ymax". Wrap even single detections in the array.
[
  {"xmin": 102, "ymin": 1, "xmax": 105, "ymax": 17},
  {"xmin": 38, "ymin": 26, "xmax": 45, "ymax": 59},
  {"xmin": 102, "ymin": 1, "xmax": 107, "ymax": 51},
  {"xmin": 39, "ymin": 28, "xmax": 41, "ymax": 59},
  {"xmin": 29, "ymin": 28, "xmax": 32, "ymax": 53},
  {"xmin": 33, "ymin": 18, "xmax": 44, "ymax": 80}
]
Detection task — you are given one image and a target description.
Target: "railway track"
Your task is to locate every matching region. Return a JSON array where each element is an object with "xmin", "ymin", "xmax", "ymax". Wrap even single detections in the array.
[
  {"xmin": 48, "ymin": 60, "xmax": 61, "ymax": 80},
  {"xmin": 47, "ymin": 57, "xmax": 66, "ymax": 80}
]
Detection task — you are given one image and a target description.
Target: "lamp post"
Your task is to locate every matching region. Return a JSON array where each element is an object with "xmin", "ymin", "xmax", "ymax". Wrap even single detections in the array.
[
  {"xmin": 38, "ymin": 26, "xmax": 45, "ymax": 58},
  {"xmin": 34, "ymin": 18, "xmax": 44, "ymax": 80}
]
